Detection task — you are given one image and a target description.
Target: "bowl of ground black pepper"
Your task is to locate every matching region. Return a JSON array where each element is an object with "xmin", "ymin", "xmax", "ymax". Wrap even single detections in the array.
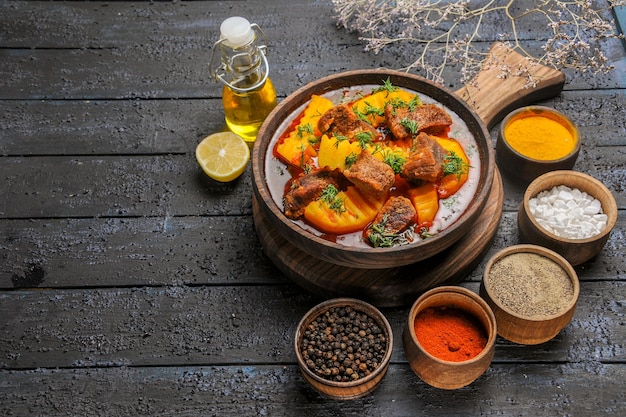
[
  {"xmin": 496, "ymin": 106, "xmax": 580, "ymax": 184},
  {"xmin": 402, "ymin": 286, "xmax": 497, "ymax": 390},
  {"xmin": 480, "ymin": 244, "xmax": 580, "ymax": 345},
  {"xmin": 518, "ymin": 170, "xmax": 618, "ymax": 266},
  {"xmin": 294, "ymin": 298, "xmax": 393, "ymax": 400}
]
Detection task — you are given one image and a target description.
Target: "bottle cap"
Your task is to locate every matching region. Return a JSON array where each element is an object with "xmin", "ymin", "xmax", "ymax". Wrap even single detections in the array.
[{"xmin": 220, "ymin": 17, "xmax": 254, "ymax": 48}]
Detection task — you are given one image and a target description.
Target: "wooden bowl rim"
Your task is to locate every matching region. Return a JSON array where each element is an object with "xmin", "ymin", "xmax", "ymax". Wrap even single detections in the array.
[
  {"xmin": 406, "ymin": 286, "xmax": 497, "ymax": 365},
  {"xmin": 252, "ymin": 69, "xmax": 495, "ymax": 267},
  {"xmin": 482, "ymin": 244, "xmax": 580, "ymax": 322},
  {"xmin": 498, "ymin": 105, "xmax": 581, "ymax": 163},
  {"xmin": 521, "ymin": 170, "xmax": 618, "ymax": 244},
  {"xmin": 294, "ymin": 297, "xmax": 393, "ymax": 388}
]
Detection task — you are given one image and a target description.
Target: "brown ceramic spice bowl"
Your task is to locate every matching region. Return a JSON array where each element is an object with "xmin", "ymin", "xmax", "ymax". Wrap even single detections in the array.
[
  {"xmin": 518, "ymin": 170, "xmax": 618, "ymax": 266},
  {"xmin": 252, "ymin": 69, "xmax": 495, "ymax": 269},
  {"xmin": 480, "ymin": 244, "xmax": 580, "ymax": 345},
  {"xmin": 402, "ymin": 286, "xmax": 496, "ymax": 390},
  {"xmin": 496, "ymin": 106, "xmax": 580, "ymax": 184},
  {"xmin": 294, "ymin": 298, "xmax": 393, "ymax": 400}
]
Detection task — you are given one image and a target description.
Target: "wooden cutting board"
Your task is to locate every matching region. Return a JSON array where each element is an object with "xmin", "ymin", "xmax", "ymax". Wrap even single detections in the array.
[{"xmin": 253, "ymin": 43, "xmax": 565, "ymax": 307}]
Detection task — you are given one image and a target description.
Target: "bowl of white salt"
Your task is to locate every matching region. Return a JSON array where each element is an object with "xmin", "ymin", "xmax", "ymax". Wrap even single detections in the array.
[{"xmin": 518, "ymin": 170, "xmax": 617, "ymax": 266}]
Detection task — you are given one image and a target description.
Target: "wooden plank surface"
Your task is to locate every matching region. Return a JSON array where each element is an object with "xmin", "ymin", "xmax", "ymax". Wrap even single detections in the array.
[
  {"xmin": 1, "ymin": 364, "xmax": 625, "ymax": 416},
  {"xmin": 1, "ymin": 1, "xmax": 625, "ymax": 416},
  {"xmin": 1, "ymin": 282, "xmax": 624, "ymax": 369}
]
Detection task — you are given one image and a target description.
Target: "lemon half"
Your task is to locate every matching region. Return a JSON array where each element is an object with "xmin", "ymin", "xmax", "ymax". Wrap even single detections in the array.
[{"xmin": 196, "ymin": 132, "xmax": 250, "ymax": 182}]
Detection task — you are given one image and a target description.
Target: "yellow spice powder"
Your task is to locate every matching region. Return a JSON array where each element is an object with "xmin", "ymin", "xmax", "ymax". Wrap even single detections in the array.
[{"xmin": 504, "ymin": 114, "xmax": 576, "ymax": 160}]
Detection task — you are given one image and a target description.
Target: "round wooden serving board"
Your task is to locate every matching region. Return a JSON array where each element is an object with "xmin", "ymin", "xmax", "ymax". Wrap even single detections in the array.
[{"xmin": 252, "ymin": 43, "xmax": 565, "ymax": 307}]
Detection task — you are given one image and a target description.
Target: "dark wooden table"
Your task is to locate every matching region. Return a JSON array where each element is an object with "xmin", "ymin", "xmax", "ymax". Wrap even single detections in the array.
[{"xmin": 1, "ymin": 2, "xmax": 624, "ymax": 416}]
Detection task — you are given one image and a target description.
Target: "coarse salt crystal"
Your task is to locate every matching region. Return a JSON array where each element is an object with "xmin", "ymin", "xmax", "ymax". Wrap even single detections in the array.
[{"xmin": 529, "ymin": 185, "xmax": 606, "ymax": 239}]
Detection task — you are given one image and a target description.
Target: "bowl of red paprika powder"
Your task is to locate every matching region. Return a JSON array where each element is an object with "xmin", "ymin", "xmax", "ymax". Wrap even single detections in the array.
[{"xmin": 402, "ymin": 286, "xmax": 497, "ymax": 390}]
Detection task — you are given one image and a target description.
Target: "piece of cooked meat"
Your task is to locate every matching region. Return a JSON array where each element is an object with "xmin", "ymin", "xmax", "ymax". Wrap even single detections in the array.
[
  {"xmin": 385, "ymin": 103, "xmax": 453, "ymax": 140},
  {"xmin": 318, "ymin": 104, "xmax": 379, "ymax": 140},
  {"xmin": 283, "ymin": 169, "xmax": 343, "ymax": 219},
  {"xmin": 401, "ymin": 133, "xmax": 447, "ymax": 184},
  {"xmin": 366, "ymin": 196, "xmax": 416, "ymax": 240},
  {"xmin": 343, "ymin": 150, "xmax": 395, "ymax": 199}
]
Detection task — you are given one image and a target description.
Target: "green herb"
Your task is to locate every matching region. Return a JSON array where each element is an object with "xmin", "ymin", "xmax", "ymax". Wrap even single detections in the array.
[
  {"xmin": 354, "ymin": 102, "xmax": 384, "ymax": 122},
  {"xmin": 406, "ymin": 96, "xmax": 421, "ymax": 111},
  {"xmin": 367, "ymin": 214, "xmax": 412, "ymax": 248},
  {"xmin": 383, "ymin": 151, "xmax": 406, "ymax": 174},
  {"xmin": 320, "ymin": 184, "xmax": 346, "ymax": 214},
  {"xmin": 442, "ymin": 150, "xmax": 469, "ymax": 179},
  {"xmin": 418, "ymin": 226, "xmax": 432, "ymax": 239},
  {"xmin": 345, "ymin": 152, "xmax": 358, "ymax": 168},
  {"xmin": 441, "ymin": 196, "xmax": 458, "ymax": 209},
  {"xmin": 354, "ymin": 131, "xmax": 374, "ymax": 148},
  {"xmin": 400, "ymin": 118, "xmax": 419, "ymax": 135},
  {"xmin": 297, "ymin": 123, "xmax": 314, "ymax": 139},
  {"xmin": 374, "ymin": 77, "xmax": 399, "ymax": 93},
  {"xmin": 332, "ymin": 134, "xmax": 349, "ymax": 148}
]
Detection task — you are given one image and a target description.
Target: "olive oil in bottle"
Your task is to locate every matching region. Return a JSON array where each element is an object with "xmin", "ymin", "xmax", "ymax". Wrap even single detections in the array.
[{"xmin": 210, "ymin": 17, "xmax": 277, "ymax": 143}]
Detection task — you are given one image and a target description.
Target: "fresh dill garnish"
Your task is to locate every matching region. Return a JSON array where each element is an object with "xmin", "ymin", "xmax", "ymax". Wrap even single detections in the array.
[
  {"xmin": 406, "ymin": 96, "xmax": 421, "ymax": 111},
  {"xmin": 296, "ymin": 123, "xmax": 314, "ymax": 139},
  {"xmin": 345, "ymin": 152, "xmax": 358, "ymax": 168},
  {"xmin": 418, "ymin": 226, "xmax": 432, "ymax": 239},
  {"xmin": 383, "ymin": 151, "xmax": 406, "ymax": 174},
  {"xmin": 297, "ymin": 143, "xmax": 308, "ymax": 169},
  {"xmin": 400, "ymin": 118, "xmax": 419, "ymax": 135},
  {"xmin": 354, "ymin": 131, "xmax": 374, "ymax": 148},
  {"xmin": 332, "ymin": 134, "xmax": 349, "ymax": 148},
  {"xmin": 320, "ymin": 184, "xmax": 346, "ymax": 214},
  {"xmin": 354, "ymin": 102, "xmax": 384, "ymax": 122},
  {"xmin": 388, "ymin": 97, "xmax": 406, "ymax": 110},
  {"xmin": 367, "ymin": 214, "xmax": 412, "ymax": 248},
  {"xmin": 442, "ymin": 150, "xmax": 469, "ymax": 179},
  {"xmin": 373, "ymin": 77, "xmax": 399, "ymax": 94}
]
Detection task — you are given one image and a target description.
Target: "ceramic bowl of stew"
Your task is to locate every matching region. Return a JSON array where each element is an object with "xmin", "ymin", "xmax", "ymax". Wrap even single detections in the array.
[
  {"xmin": 496, "ymin": 106, "xmax": 580, "ymax": 185},
  {"xmin": 517, "ymin": 170, "xmax": 617, "ymax": 266},
  {"xmin": 402, "ymin": 286, "xmax": 496, "ymax": 390},
  {"xmin": 252, "ymin": 69, "xmax": 495, "ymax": 270},
  {"xmin": 294, "ymin": 298, "xmax": 393, "ymax": 400},
  {"xmin": 480, "ymin": 244, "xmax": 580, "ymax": 345}
]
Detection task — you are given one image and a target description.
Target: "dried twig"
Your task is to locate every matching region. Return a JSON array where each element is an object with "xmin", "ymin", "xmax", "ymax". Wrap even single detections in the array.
[{"xmin": 332, "ymin": 0, "xmax": 625, "ymax": 87}]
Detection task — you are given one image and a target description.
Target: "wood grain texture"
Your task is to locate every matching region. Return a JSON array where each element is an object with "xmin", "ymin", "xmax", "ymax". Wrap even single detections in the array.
[
  {"xmin": 0, "ymin": 282, "xmax": 624, "ymax": 370},
  {"xmin": 253, "ymin": 171, "xmax": 503, "ymax": 307},
  {"xmin": 0, "ymin": 1, "xmax": 624, "ymax": 415},
  {"xmin": 456, "ymin": 43, "xmax": 566, "ymax": 130}
]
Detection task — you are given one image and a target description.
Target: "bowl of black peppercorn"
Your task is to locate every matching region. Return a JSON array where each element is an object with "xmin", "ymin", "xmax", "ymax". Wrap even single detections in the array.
[{"xmin": 294, "ymin": 298, "xmax": 393, "ymax": 400}]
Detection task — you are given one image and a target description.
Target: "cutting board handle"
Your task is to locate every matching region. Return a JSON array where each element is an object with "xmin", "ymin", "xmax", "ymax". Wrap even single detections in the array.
[{"xmin": 455, "ymin": 42, "xmax": 566, "ymax": 130}]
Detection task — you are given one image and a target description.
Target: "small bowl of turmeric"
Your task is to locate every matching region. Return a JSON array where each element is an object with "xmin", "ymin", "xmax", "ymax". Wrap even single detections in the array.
[
  {"xmin": 402, "ymin": 286, "xmax": 497, "ymax": 390},
  {"xmin": 496, "ymin": 106, "xmax": 580, "ymax": 184}
]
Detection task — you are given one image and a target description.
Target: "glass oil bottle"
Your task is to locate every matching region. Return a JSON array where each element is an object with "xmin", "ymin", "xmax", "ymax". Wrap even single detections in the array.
[{"xmin": 210, "ymin": 17, "xmax": 277, "ymax": 143}]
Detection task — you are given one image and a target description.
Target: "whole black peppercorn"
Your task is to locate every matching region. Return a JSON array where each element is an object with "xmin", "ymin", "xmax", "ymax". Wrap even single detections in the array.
[{"xmin": 299, "ymin": 305, "xmax": 388, "ymax": 383}]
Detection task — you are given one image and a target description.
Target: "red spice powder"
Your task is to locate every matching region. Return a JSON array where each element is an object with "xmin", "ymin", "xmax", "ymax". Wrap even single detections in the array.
[{"xmin": 413, "ymin": 306, "xmax": 487, "ymax": 362}]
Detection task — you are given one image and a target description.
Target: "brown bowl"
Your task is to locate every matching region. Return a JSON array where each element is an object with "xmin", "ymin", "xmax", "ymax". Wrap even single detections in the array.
[
  {"xmin": 496, "ymin": 106, "xmax": 580, "ymax": 184},
  {"xmin": 518, "ymin": 170, "xmax": 617, "ymax": 265},
  {"xmin": 402, "ymin": 286, "xmax": 496, "ymax": 390},
  {"xmin": 252, "ymin": 69, "xmax": 495, "ymax": 269},
  {"xmin": 294, "ymin": 298, "xmax": 393, "ymax": 400},
  {"xmin": 480, "ymin": 244, "xmax": 579, "ymax": 345}
]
